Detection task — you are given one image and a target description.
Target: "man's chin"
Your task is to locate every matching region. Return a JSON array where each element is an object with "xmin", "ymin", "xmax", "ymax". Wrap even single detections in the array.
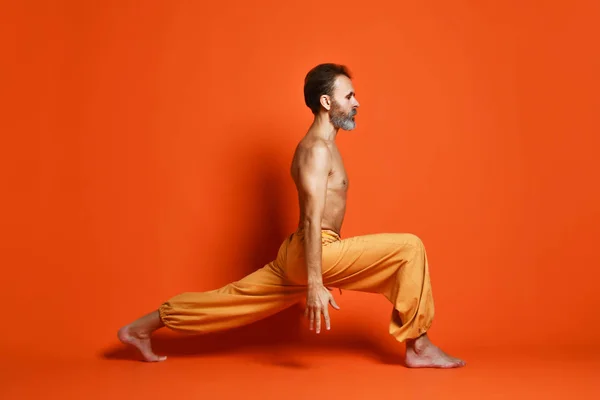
[{"xmin": 342, "ymin": 121, "xmax": 357, "ymax": 131}]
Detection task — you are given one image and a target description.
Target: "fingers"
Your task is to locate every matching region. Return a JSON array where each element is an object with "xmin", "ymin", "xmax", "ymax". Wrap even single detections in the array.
[
  {"xmin": 315, "ymin": 308, "xmax": 322, "ymax": 334},
  {"xmin": 306, "ymin": 306, "xmax": 325, "ymax": 334},
  {"xmin": 310, "ymin": 307, "xmax": 331, "ymax": 334},
  {"xmin": 329, "ymin": 294, "xmax": 341, "ymax": 310},
  {"xmin": 305, "ymin": 289, "xmax": 340, "ymax": 334},
  {"xmin": 323, "ymin": 307, "xmax": 330, "ymax": 331}
]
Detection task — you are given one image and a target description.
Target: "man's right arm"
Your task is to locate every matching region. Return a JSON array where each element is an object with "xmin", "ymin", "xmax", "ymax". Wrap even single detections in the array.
[
  {"xmin": 297, "ymin": 141, "xmax": 340, "ymax": 333},
  {"xmin": 298, "ymin": 142, "xmax": 329, "ymax": 286}
]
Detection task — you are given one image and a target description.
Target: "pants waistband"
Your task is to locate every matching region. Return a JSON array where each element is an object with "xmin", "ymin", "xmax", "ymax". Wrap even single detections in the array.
[{"xmin": 294, "ymin": 228, "xmax": 341, "ymax": 243}]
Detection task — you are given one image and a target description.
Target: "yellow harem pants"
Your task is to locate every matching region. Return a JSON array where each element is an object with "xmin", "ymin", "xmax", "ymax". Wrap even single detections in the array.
[{"xmin": 158, "ymin": 229, "xmax": 435, "ymax": 342}]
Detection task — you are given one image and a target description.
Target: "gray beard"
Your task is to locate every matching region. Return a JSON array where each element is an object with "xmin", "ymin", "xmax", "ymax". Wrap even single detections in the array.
[{"xmin": 330, "ymin": 109, "xmax": 356, "ymax": 131}]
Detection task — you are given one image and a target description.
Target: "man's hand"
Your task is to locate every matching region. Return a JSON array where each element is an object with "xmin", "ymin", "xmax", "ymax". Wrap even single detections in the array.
[{"xmin": 304, "ymin": 283, "xmax": 340, "ymax": 334}]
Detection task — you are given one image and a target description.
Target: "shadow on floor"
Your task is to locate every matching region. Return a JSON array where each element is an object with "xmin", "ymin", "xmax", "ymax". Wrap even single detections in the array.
[{"xmin": 101, "ymin": 305, "xmax": 404, "ymax": 368}]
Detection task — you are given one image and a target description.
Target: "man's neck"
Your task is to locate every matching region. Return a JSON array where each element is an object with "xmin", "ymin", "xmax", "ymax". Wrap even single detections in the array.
[{"xmin": 308, "ymin": 113, "xmax": 339, "ymax": 141}]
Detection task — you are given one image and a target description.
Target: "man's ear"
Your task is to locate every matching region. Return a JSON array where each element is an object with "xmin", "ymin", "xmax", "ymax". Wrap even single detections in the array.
[{"xmin": 320, "ymin": 95, "xmax": 331, "ymax": 111}]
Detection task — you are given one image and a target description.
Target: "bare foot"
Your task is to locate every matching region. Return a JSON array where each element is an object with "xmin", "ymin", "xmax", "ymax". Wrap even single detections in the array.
[
  {"xmin": 118, "ymin": 325, "xmax": 166, "ymax": 362},
  {"xmin": 405, "ymin": 334, "xmax": 465, "ymax": 368}
]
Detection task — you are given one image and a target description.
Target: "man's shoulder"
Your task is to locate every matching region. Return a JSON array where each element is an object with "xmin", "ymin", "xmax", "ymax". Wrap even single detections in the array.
[{"xmin": 297, "ymin": 137, "xmax": 331, "ymax": 156}]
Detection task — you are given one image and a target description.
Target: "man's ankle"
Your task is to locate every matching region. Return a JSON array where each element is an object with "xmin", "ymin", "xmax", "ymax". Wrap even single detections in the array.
[{"xmin": 407, "ymin": 333, "xmax": 430, "ymax": 354}]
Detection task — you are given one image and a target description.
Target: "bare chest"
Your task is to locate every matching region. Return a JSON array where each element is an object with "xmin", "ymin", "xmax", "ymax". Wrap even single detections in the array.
[{"xmin": 328, "ymin": 146, "xmax": 349, "ymax": 191}]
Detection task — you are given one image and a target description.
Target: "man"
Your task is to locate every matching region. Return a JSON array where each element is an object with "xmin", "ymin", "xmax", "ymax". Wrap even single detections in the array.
[{"xmin": 118, "ymin": 63, "xmax": 465, "ymax": 368}]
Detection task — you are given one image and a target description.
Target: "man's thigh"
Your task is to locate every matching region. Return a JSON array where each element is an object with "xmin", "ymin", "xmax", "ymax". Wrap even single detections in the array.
[{"xmin": 321, "ymin": 232, "xmax": 424, "ymax": 292}]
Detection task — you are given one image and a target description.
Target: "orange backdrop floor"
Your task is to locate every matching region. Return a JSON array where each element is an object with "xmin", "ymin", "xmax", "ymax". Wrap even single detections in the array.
[{"xmin": 3, "ymin": 335, "xmax": 598, "ymax": 399}]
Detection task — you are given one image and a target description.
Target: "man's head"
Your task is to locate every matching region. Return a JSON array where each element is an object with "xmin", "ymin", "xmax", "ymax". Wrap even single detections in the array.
[{"xmin": 304, "ymin": 63, "xmax": 360, "ymax": 130}]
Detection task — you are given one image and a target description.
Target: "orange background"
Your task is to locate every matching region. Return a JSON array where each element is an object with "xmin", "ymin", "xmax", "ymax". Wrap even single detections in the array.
[{"xmin": 1, "ymin": 0, "xmax": 599, "ymax": 385}]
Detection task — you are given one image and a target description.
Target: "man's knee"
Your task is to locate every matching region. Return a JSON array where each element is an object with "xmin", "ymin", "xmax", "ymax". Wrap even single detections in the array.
[{"xmin": 399, "ymin": 233, "xmax": 424, "ymax": 250}]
